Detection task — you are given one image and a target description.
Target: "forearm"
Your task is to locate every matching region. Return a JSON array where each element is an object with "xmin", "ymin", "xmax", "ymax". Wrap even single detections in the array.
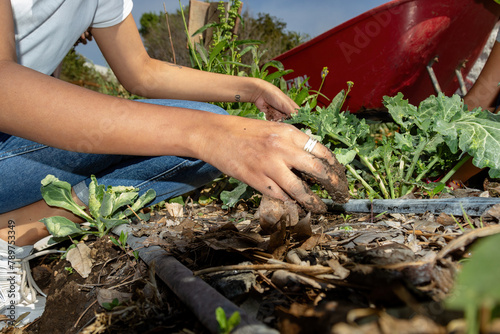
[
  {"xmin": 123, "ymin": 58, "xmax": 263, "ymax": 104},
  {"xmin": 464, "ymin": 41, "xmax": 500, "ymax": 111},
  {"xmin": 0, "ymin": 60, "xmax": 225, "ymax": 158}
]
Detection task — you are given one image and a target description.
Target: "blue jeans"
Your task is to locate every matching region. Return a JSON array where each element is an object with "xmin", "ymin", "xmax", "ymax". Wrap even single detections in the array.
[{"xmin": 0, "ymin": 99, "xmax": 227, "ymax": 213}]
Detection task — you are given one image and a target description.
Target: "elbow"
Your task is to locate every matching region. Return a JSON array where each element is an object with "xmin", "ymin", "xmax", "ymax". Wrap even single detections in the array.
[{"xmin": 115, "ymin": 57, "xmax": 160, "ymax": 98}]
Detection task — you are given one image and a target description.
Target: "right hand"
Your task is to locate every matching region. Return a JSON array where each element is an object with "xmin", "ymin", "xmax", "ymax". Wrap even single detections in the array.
[{"xmin": 197, "ymin": 115, "xmax": 349, "ymax": 213}]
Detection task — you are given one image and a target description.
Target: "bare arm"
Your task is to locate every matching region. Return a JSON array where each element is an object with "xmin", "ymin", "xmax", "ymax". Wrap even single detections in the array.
[
  {"xmin": 464, "ymin": 40, "xmax": 500, "ymax": 111},
  {"xmin": 92, "ymin": 15, "xmax": 296, "ymax": 119},
  {"xmin": 0, "ymin": 5, "xmax": 347, "ymax": 211}
]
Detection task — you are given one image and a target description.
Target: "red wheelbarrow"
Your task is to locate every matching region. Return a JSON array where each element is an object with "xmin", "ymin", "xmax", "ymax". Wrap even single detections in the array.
[{"xmin": 274, "ymin": 0, "xmax": 500, "ymax": 112}]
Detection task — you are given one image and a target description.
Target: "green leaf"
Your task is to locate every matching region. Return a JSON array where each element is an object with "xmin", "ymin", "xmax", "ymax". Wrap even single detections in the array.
[
  {"xmin": 88, "ymin": 175, "xmax": 104, "ymax": 219},
  {"xmin": 102, "ymin": 298, "xmax": 120, "ymax": 311},
  {"xmin": 446, "ymin": 233, "xmax": 500, "ymax": 332},
  {"xmin": 227, "ymin": 311, "xmax": 241, "ymax": 330},
  {"xmin": 215, "ymin": 307, "xmax": 228, "ymax": 332},
  {"xmin": 195, "ymin": 43, "xmax": 209, "ymax": 66},
  {"xmin": 328, "ymin": 89, "xmax": 346, "ymax": 114},
  {"xmin": 168, "ymin": 195, "xmax": 185, "ymax": 205},
  {"xmin": 383, "ymin": 92, "xmax": 417, "ymax": 130},
  {"xmin": 122, "ymin": 189, "xmax": 156, "ymax": 218},
  {"xmin": 433, "ymin": 106, "xmax": 500, "ymax": 177},
  {"xmin": 100, "ymin": 217, "xmax": 129, "ymax": 230},
  {"xmin": 263, "ymin": 69, "xmax": 293, "ymax": 83},
  {"xmin": 455, "ymin": 111, "xmax": 500, "ymax": 178},
  {"xmin": 111, "ymin": 192, "xmax": 139, "ymax": 216},
  {"xmin": 261, "ymin": 59, "xmax": 285, "ymax": 72},
  {"xmin": 232, "ymin": 39, "xmax": 263, "ymax": 47},
  {"xmin": 220, "ymin": 179, "xmax": 252, "ymax": 208},
  {"xmin": 99, "ymin": 191, "xmax": 115, "ymax": 218},
  {"xmin": 190, "ymin": 22, "xmax": 219, "ymax": 37},
  {"xmin": 40, "ymin": 175, "xmax": 92, "ymax": 222},
  {"xmin": 108, "ymin": 185, "xmax": 136, "ymax": 193},
  {"xmin": 209, "ymin": 40, "xmax": 228, "ymax": 65},
  {"xmin": 134, "ymin": 189, "xmax": 156, "ymax": 210},
  {"xmin": 119, "ymin": 231, "xmax": 128, "ymax": 245},
  {"xmin": 332, "ymin": 148, "xmax": 357, "ymax": 165},
  {"xmin": 40, "ymin": 216, "xmax": 84, "ymax": 238},
  {"xmin": 109, "ymin": 235, "xmax": 120, "ymax": 248}
]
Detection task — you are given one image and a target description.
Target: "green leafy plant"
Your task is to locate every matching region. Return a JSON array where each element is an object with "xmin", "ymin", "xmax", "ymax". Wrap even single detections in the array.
[
  {"xmin": 40, "ymin": 175, "xmax": 156, "ymax": 239},
  {"xmin": 219, "ymin": 177, "xmax": 255, "ymax": 209},
  {"xmin": 64, "ymin": 266, "xmax": 75, "ymax": 275},
  {"xmin": 102, "ymin": 298, "xmax": 121, "ymax": 311},
  {"xmin": 287, "ymin": 91, "xmax": 500, "ymax": 199},
  {"xmin": 110, "ymin": 231, "xmax": 139, "ymax": 260},
  {"xmin": 215, "ymin": 307, "xmax": 241, "ymax": 334},
  {"xmin": 179, "ymin": 0, "xmax": 297, "ymax": 118},
  {"xmin": 339, "ymin": 213, "xmax": 352, "ymax": 223},
  {"xmin": 446, "ymin": 233, "xmax": 500, "ymax": 334}
]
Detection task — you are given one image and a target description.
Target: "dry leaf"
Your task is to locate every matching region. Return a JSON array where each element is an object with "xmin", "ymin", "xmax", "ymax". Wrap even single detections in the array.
[
  {"xmin": 97, "ymin": 288, "xmax": 133, "ymax": 307},
  {"xmin": 483, "ymin": 203, "xmax": 500, "ymax": 220},
  {"xmin": 66, "ymin": 243, "xmax": 93, "ymax": 278},
  {"xmin": 291, "ymin": 212, "xmax": 312, "ymax": 239},
  {"xmin": 268, "ymin": 220, "xmax": 287, "ymax": 253},
  {"xmin": 165, "ymin": 202, "xmax": 184, "ymax": 217},
  {"xmin": 327, "ymin": 259, "xmax": 350, "ymax": 279}
]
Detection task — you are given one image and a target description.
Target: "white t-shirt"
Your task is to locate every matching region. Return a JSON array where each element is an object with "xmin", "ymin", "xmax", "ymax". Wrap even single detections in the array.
[{"xmin": 11, "ymin": 0, "xmax": 133, "ymax": 75}]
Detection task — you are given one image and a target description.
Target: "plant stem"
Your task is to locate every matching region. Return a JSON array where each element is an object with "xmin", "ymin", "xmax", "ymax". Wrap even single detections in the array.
[
  {"xmin": 440, "ymin": 155, "xmax": 472, "ymax": 185},
  {"xmin": 401, "ymin": 139, "xmax": 428, "ymax": 195},
  {"xmin": 355, "ymin": 148, "xmax": 390, "ymax": 199},
  {"xmin": 346, "ymin": 164, "xmax": 383, "ymax": 199},
  {"xmin": 179, "ymin": 0, "xmax": 202, "ymax": 70},
  {"xmin": 396, "ymin": 159, "xmax": 405, "ymax": 198},
  {"xmin": 382, "ymin": 151, "xmax": 396, "ymax": 199},
  {"xmin": 415, "ymin": 156, "xmax": 440, "ymax": 183}
]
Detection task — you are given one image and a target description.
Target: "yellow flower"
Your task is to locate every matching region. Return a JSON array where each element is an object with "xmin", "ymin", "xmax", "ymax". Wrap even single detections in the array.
[{"xmin": 321, "ymin": 67, "xmax": 329, "ymax": 79}]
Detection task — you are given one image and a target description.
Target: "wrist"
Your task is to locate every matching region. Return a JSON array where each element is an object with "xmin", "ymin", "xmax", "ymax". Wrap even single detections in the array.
[{"xmin": 237, "ymin": 77, "xmax": 266, "ymax": 103}]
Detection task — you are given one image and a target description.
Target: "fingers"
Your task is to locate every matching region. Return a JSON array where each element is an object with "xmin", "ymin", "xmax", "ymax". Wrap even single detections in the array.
[
  {"xmin": 255, "ymin": 82, "xmax": 299, "ymax": 120},
  {"xmin": 249, "ymin": 126, "xmax": 348, "ymax": 212},
  {"xmin": 209, "ymin": 116, "xmax": 347, "ymax": 214},
  {"xmin": 298, "ymin": 136, "xmax": 350, "ymax": 204}
]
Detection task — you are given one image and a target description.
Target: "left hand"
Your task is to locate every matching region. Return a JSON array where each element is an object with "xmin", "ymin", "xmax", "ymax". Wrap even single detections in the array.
[{"xmin": 253, "ymin": 80, "xmax": 299, "ymax": 121}]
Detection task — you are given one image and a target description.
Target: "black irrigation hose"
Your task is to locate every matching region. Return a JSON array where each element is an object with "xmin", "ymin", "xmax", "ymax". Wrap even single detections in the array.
[
  {"xmin": 113, "ymin": 225, "xmax": 278, "ymax": 334},
  {"xmin": 324, "ymin": 197, "xmax": 500, "ymax": 216}
]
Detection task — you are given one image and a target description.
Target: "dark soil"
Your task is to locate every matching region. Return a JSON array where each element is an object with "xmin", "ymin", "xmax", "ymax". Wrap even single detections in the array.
[
  {"xmin": 4, "ymin": 182, "xmax": 500, "ymax": 334},
  {"xmin": 22, "ymin": 237, "xmax": 208, "ymax": 334}
]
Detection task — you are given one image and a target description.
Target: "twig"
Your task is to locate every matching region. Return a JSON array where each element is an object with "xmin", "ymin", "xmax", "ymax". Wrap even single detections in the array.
[
  {"xmin": 126, "ymin": 205, "xmax": 144, "ymax": 222},
  {"xmin": 194, "ymin": 263, "xmax": 332, "ymax": 276},
  {"xmin": 110, "ymin": 275, "xmax": 143, "ymax": 290},
  {"xmin": 255, "ymin": 271, "xmax": 295, "ymax": 303},
  {"xmin": 437, "ymin": 224, "xmax": 500, "ymax": 260},
  {"xmin": 74, "ymin": 299, "xmax": 98, "ymax": 329},
  {"xmin": 163, "ymin": 2, "xmax": 177, "ymax": 64}
]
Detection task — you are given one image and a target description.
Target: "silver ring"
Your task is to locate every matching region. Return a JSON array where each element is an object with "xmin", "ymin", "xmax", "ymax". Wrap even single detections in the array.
[{"xmin": 303, "ymin": 138, "xmax": 318, "ymax": 153}]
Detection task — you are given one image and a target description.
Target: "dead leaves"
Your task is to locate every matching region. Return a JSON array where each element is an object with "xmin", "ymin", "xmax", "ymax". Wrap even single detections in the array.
[
  {"xmin": 125, "ymin": 192, "xmax": 500, "ymax": 334},
  {"xmin": 67, "ymin": 243, "xmax": 93, "ymax": 278}
]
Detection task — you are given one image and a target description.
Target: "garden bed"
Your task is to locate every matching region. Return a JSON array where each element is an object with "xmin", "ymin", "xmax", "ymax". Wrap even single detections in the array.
[{"xmin": 12, "ymin": 183, "xmax": 500, "ymax": 334}]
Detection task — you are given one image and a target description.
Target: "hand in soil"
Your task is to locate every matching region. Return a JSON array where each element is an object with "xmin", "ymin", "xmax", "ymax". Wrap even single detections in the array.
[
  {"xmin": 198, "ymin": 115, "xmax": 349, "ymax": 213},
  {"xmin": 258, "ymin": 144, "xmax": 349, "ymax": 232},
  {"xmin": 297, "ymin": 153, "xmax": 350, "ymax": 212}
]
